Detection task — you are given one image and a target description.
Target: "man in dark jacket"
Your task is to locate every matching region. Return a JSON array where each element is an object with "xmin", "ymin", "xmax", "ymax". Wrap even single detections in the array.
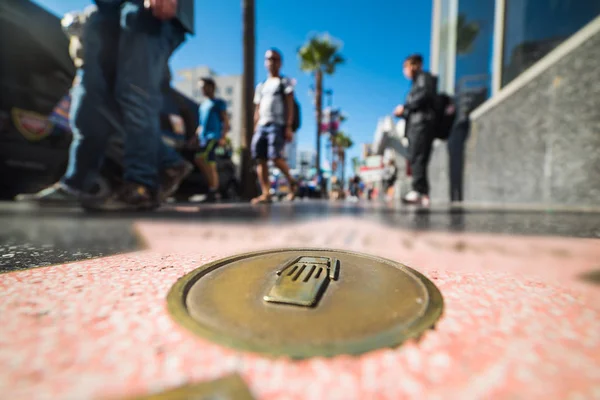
[{"xmin": 394, "ymin": 54, "xmax": 436, "ymax": 207}]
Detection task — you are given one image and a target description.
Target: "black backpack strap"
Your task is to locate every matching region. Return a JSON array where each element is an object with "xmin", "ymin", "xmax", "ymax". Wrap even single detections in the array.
[
  {"xmin": 278, "ymin": 76, "xmax": 289, "ymax": 124},
  {"xmin": 277, "ymin": 76, "xmax": 288, "ymax": 97}
]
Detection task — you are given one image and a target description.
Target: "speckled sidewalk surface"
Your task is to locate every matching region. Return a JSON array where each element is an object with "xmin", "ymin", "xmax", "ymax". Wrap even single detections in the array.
[{"xmin": 1, "ymin": 202, "xmax": 599, "ymax": 399}]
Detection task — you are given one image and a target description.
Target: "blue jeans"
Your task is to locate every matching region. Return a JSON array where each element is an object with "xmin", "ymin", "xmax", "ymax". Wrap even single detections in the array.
[
  {"xmin": 62, "ymin": 2, "xmax": 185, "ymax": 191},
  {"xmin": 159, "ymin": 132, "xmax": 185, "ymax": 170}
]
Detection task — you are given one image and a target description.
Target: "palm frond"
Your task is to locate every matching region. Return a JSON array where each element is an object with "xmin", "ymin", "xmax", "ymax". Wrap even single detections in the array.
[{"xmin": 297, "ymin": 33, "xmax": 345, "ymax": 74}]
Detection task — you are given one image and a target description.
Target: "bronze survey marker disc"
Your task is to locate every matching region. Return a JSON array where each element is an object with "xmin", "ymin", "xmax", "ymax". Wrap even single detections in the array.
[{"xmin": 167, "ymin": 249, "xmax": 443, "ymax": 359}]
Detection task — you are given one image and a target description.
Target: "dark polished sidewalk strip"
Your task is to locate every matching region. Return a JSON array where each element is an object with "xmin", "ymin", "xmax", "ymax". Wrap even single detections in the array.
[
  {"xmin": 1, "ymin": 199, "xmax": 599, "ymax": 272},
  {"xmin": 0, "ymin": 216, "xmax": 141, "ymax": 273}
]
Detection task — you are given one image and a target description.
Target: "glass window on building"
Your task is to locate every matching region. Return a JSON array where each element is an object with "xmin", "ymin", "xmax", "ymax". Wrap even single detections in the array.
[
  {"xmin": 454, "ymin": 0, "xmax": 495, "ymax": 116},
  {"xmin": 502, "ymin": 0, "xmax": 600, "ymax": 87},
  {"xmin": 225, "ymin": 87, "xmax": 233, "ymax": 95}
]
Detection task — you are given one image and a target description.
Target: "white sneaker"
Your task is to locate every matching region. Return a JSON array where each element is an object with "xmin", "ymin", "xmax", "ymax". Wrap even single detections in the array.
[
  {"xmin": 402, "ymin": 190, "xmax": 421, "ymax": 204},
  {"xmin": 402, "ymin": 191, "xmax": 431, "ymax": 207}
]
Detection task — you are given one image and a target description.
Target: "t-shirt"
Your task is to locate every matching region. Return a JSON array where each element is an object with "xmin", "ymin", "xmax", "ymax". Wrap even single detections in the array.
[
  {"xmin": 198, "ymin": 98, "xmax": 226, "ymax": 141},
  {"xmin": 254, "ymin": 77, "xmax": 294, "ymax": 127}
]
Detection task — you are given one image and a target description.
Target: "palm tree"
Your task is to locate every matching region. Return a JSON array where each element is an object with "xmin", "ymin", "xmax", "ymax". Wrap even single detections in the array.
[
  {"xmin": 297, "ymin": 34, "xmax": 345, "ymax": 195},
  {"xmin": 240, "ymin": 0, "xmax": 257, "ymax": 200},
  {"xmin": 332, "ymin": 132, "xmax": 353, "ymax": 189},
  {"xmin": 328, "ymin": 111, "xmax": 347, "ymax": 175}
]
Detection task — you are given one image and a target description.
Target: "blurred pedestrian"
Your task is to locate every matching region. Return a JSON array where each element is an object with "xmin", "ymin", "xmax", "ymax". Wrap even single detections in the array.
[
  {"xmin": 250, "ymin": 48, "xmax": 298, "ymax": 204},
  {"xmin": 383, "ymin": 158, "xmax": 398, "ymax": 201},
  {"xmin": 23, "ymin": 0, "xmax": 195, "ymax": 211},
  {"xmin": 394, "ymin": 54, "xmax": 436, "ymax": 207},
  {"xmin": 192, "ymin": 77, "xmax": 229, "ymax": 203}
]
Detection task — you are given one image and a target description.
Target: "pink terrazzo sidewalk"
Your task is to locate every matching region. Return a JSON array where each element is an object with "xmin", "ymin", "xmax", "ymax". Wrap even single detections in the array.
[{"xmin": 1, "ymin": 217, "xmax": 599, "ymax": 400}]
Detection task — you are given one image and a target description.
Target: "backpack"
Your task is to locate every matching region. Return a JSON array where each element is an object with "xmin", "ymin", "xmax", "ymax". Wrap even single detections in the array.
[
  {"xmin": 431, "ymin": 76, "xmax": 456, "ymax": 140},
  {"xmin": 264, "ymin": 77, "xmax": 301, "ymax": 132}
]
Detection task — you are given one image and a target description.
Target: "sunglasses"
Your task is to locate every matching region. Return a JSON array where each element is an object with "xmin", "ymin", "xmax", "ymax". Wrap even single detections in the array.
[{"xmin": 266, "ymin": 57, "xmax": 280, "ymax": 61}]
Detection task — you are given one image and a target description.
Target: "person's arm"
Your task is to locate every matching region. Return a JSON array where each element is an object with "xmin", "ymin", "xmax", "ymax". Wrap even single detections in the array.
[
  {"xmin": 253, "ymin": 83, "xmax": 262, "ymax": 131},
  {"xmin": 404, "ymin": 72, "xmax": 436, "ymax": 112},
  {"xmin": 283, "ymin": 79, "xmax": 295, "ymax": 141},
  {"xmin": 188, "ymin": 102, "xmax": 201, "ymax": 147},
  {"xmin": 285, "ymin": 93, "xmax": 294, "ymax": 128},
  {"xmin": 283, "ymin": 79, "xmax": 295, "ymax": 129},
  {"xmin": 220, "ymin": 110, "xmax": 230, "ymax": 134},
  {"xmin": 219, "ymin": 100, "xmax": 230, "ymax": 141},
  {"xmin": 253, "ymin": 105, "xmax": 260, "ymax": 131}
]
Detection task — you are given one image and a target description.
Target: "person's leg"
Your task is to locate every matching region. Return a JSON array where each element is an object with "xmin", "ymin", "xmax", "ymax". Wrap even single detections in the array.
[
  {"xmin": 256, "ymin": 160, "xmax": 270, "ymax": 197},
  {"xmin": 273, "ymin": 158, "xmax": 293, "ymax": 185},
  {"xmin": 159, "ymin": 135, "xmax": 184, "ymax": 171},
  {"xmin": 194, "ymin": 140, "xmax": 219, "ymax": 202},
  {"xmin": 20, "ymin": 9, "xmax": 120, "ymax": 204},
  {"xmin": 114, "ymin": 3, "xmax": 184, "ymax": 198},
  {"xmin": 273, "ymin": 158, "xmax": 297, "ymax": 200},
  {"xmin": 448, "ymin": 127, "xmax": 459, "ymax": 201},
  {"xmin": 157, "ymin": 136, "xmax": 193, "ymax": 202},
  {"xmin": 250, "ymin": 126, "xmax": 271, "ymax": 203},
  {"xmin": 408, "ymin": 128, "xmax": 434, "ymax": 196},
  {"xmin": 268, "ymin": 125, "xmax": 297, "ymax": 200},
  {"xmin": 194, "ymin": 149, "xmax": 209, "ymax": 180},
  {"xmin": 204, "ymin": 140, "xmax": 219, "ymax": 190},
  {"xmin": 456, "ymin": 120, "xmax": 470, "ymax": 202}
]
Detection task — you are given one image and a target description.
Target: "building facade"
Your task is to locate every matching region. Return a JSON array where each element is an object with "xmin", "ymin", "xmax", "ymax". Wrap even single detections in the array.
[
  {"xmin": 427, "ymin": 0, "xmax": 600, "ymax": 206},
  {"xmin": 431, "ymin": 0, "xmax": 600, "ymax": 100}
]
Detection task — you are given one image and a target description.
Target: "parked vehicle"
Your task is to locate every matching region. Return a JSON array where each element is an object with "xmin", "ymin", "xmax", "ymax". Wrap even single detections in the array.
[{"xmin": 0, "ymin": 0, "xmax": 76, "ymax": 199}]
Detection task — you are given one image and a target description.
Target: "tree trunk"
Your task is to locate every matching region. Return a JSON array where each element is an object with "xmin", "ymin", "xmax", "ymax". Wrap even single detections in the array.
[
  {"xmin": 330, "ymin": 136, "xmax": 335, "ymax": 174},
  {"xmin": 240, "ymin": 0, "xmax": 257, "ymax": 200},
  {"xmin": 314, "ymin": 69, "xmax": 324, "ymax": 196}
]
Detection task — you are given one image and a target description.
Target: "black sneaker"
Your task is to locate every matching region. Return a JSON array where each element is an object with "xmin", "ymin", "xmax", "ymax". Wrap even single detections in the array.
[
  {"xmin": 15, "ymin": 183, "xmax": 80, "ymax": 206},
  {"xmin": 159, "ymin": 161, "xmax": 194, "ymax": 202},
  {"xmin": 200, "ymin": 189, "xmax": 217, "ymax": 204},
  {"xmin": 82, "ymin": 182, "xmax": 156, "ymax": 212}
]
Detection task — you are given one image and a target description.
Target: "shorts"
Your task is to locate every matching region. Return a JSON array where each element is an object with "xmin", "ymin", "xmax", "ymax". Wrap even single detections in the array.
[
  {"xmin": 195, "ymin": 139, "xmax": 218, "ymax": 164},
  {"xmin": 251, "ymin": 124, "xmax": 284, "ymax": 161}
]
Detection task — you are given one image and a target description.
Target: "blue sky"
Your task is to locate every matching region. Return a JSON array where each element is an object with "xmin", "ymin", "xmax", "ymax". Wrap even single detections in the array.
[{"xmin": 35, "ymin": 0, "xmax": 432, "ymax": 172}]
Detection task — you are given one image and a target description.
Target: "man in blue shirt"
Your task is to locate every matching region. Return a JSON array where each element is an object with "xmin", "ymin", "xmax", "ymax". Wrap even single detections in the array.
[{"xmin": 195, "ymin": 77, "xmax": 229, "ymax": 203}]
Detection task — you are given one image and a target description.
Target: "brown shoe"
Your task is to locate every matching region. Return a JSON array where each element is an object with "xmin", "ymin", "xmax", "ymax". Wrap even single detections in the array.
[
  {"xmin": 82, "ymin": 181, "xmax": 156, "ymax": 211},
  {"xmin": 159, "ymin": 161, "xmax": 194, "ymax": 202}
]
